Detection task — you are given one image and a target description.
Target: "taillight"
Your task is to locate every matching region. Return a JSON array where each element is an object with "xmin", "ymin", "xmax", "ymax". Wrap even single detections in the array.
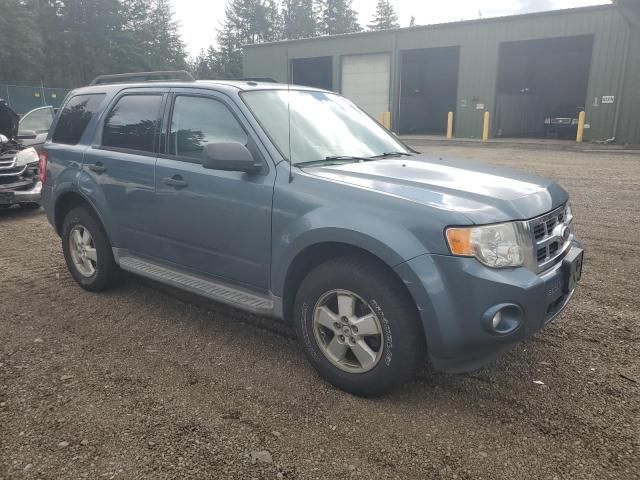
[{"xmin": 39, "ymin": 149, "xmax": 48, "ymax": 184}]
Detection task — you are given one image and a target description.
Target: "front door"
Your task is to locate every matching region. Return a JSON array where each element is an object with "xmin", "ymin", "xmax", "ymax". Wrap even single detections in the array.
[{"xmin": 153, "ymin": 90, "xmax": 275, "ymax": 290}]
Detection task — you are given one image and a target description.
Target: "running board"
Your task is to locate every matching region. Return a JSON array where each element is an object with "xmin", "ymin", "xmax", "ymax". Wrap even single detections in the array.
[{"xmin": 113, "ymin": 249, "xmax": 281, "ymax": 318}]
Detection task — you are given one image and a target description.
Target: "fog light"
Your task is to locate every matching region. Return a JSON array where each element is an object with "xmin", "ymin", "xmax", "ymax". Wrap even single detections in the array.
[{"xmin": 482, "ymin": 303, "xmax": 523, "ymax": 335}]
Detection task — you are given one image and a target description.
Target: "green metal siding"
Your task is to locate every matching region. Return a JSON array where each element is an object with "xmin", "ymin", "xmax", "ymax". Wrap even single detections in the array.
[
  {"xmin": 618, "ymin": 26, "xmax": 640, "ymax": 145},
  {"xmin": 243, "ymin": 6, "xmax": 636, "ymax": 143}
]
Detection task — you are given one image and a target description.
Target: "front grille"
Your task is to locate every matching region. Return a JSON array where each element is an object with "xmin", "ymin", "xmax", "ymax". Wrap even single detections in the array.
[
  {"xmin": 528, "ymin": 204, "xmax": 573, "ymax": 272},
  {"xmin": 0, "ymin": 146, "xmax": 33, "ymax": 179}
]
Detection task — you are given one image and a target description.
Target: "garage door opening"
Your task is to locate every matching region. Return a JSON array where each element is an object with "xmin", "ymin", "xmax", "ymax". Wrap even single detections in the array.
[
  {"xmin": 399, "ymin": 46, "xmax": 460, "ymax": 135},
  {"xmin": 291, "ymin": 56, "xmax": 333, "ymax": 91},
  {"xmin": 495, "ymin": 35, "xmax": 593, "ymax": 139}
]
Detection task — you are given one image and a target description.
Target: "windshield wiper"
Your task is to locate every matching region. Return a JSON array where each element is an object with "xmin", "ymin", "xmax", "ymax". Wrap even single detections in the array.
[
  {"xmin": 296, "ymin": 156, "xmax": 369, "ymax": 167},
  {"xmin": 369, "ymin": 151, "xmax": 413, "ymax": 159}
]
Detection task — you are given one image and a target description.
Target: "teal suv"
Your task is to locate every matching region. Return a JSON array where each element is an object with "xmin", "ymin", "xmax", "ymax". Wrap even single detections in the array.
[{"xmin": 41, "ymin": 72, "xmax": 583, "ymax": 396}]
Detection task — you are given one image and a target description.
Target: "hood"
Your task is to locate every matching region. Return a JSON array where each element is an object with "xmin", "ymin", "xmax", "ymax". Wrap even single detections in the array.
[
  {"xmin": 0, "ymin": 100, "xmax": 19, "ymax": 140},
  {"xmin": 304, "ymin": 155, "xmax": 569, "ymax": 224}
]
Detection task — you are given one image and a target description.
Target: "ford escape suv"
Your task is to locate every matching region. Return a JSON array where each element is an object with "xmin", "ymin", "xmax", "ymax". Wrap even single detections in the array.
[{"xmin": 41, "ymin": 71, "xmax": 583, "ymax": 396}]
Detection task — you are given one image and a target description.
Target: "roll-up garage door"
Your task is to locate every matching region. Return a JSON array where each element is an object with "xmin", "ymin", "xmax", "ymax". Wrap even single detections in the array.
[{"xmin": 341, "ymin": 53, "xmax": 391, "ymax": 118}]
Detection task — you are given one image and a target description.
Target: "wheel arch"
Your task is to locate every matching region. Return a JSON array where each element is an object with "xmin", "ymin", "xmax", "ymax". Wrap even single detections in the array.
[
  {"xmin": 54, "ymin": 190, "xmax": 109, "ymax": 240},
  {"xmin": 280, "ymin": 241, "xmax": 420, "ymax": 329}
]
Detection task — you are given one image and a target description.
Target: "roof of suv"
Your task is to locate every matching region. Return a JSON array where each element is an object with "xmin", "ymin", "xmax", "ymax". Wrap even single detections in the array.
[{"xmin": 71, "ymin": 80, "xmax": 329, "ymax": 96}]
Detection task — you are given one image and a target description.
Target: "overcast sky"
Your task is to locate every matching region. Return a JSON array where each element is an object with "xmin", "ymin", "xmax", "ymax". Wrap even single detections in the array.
[{"xmin": 172, "ymin": 0, "xmax": 610, "ymax": 57}]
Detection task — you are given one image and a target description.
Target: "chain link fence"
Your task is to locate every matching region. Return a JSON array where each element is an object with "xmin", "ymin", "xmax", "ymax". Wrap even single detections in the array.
[{"xmin": 0, "ymin": 84, "xmax": 71, "ymax": 115}]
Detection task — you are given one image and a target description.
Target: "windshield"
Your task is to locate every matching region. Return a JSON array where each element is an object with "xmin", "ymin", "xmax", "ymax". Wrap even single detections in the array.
[{"xmin": 242, "ymin": 90, "xmax": 409, "ymax": 165}]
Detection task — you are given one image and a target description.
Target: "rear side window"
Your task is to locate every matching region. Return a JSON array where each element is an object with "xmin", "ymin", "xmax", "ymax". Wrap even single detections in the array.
[
  {"xmin": 169, "ymin": 96, "xmax": 247, "ymax": 161},
  {"xmin": 52, "ymin": 94, "xmax": 105, "ymax": 145},
  {"xmin": 102, "ymin": 94, "xmax": 162, "ymax": 153}
]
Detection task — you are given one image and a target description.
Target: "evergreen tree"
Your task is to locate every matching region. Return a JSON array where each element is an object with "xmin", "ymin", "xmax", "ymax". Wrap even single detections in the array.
[
  {"xmin": 2, "ymin": 0, "xmax": 190, "ymax": 87},
  {"xmin": 147, "ymin": 0, "xmax": 188, "ymax": 70},
  {"xmin": 262, "ymin": 0, "xmax": 282, "ymax": 42},
  {"xmin": 0, "ymin": 0, "xmax": 44, "ymax": 84},
  {"xmin": 215, "ymin": 18, "xmax": 243, "ymax": 79},
  {"xmin": 189, "ymin": 47, "xmax": 222, "ymax": 80},
  {"xmin": 368, "ymin": 0, "xmax": 399, "ymax": 31},
  {"xmin": 282, "ymin": 0, "xmax": 317, "ymax": 40},
  {"xmin": 319, "ymin": 0, "xmax": 361, "ymax": 36},
  {"xmin": 215, "ymin": 0, "xmax": 283, "ymax": 78}
]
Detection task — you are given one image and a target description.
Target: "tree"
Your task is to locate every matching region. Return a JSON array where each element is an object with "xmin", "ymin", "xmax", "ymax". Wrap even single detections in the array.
[
  {"xmin": 319, "ymin": 0, "xmax": 361, "ymax": 36},
  {"xmin": 282, "ymin": 0, "xmax": 317, "ymax": 40},
  {"xmin": 147, "ymin": 0, "xmax": 188, "ymax": 70},
  {"xmin": 2, "ymin": 0, "xmax": 190, "ymax": 88},
  {"xmin": 214, "ymin": 0, "xmax": 283, "ymax": 78},
  {"xmin": 368, "ymin": 0, "xmax": 399, "ymax": 31},
  {"xmin": 189, "ymin": 48, "xmax": 222, "ymax": 80},
  {"xmin": 262, "ymin": 0, "xmax": 282, "ymax": 42},
  {"xmin": 0, "ymin": 0, "xmax": 44, "ymax": 84}
]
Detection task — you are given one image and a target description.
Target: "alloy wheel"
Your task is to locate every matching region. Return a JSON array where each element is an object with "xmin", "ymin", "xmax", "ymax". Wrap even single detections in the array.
[
  {"xmin": 68, "ymin": 225, "xmax": 97, "ymax": 277},
  {"xmin": 312, "ymin": 289, "xmax": 384, "ymax": 373}
]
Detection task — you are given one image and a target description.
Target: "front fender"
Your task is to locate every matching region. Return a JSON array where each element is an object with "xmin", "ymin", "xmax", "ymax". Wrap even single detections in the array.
[{"xmin": 270, "ymin": 206, "xmax": 428, "ymax": 297}]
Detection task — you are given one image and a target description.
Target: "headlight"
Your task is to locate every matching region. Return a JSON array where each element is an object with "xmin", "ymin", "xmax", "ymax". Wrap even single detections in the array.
[
  {"xmin": 571, "ymin": 118, "xmax": 579, "ymax": 125},
  {"xmin": 565, "ymin": 203, "xmax": 573, "ymax": 222},
  {"xmin": 15, "ymin": 147, "xmax": 39, "ymax": 167},
  {"xmin": 544, "ymin": 118, "xmax": 551, "ymax": 125},
  {"xmin": 445, "ymin": 222, "xmax": 531, "ymax": 268}
]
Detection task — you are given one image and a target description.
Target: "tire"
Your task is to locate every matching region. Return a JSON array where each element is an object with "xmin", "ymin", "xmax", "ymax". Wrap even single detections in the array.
[
  {"xmin": 19, "ymin": 202, "xmax": 41, "ymax": 210},
  {"xmin": 294, "ymin": 256, "xmax": 425, "ymax": 397},
  {"xmin": 61, "ymin": 206, "xmax": 121, "ymax": 292}
]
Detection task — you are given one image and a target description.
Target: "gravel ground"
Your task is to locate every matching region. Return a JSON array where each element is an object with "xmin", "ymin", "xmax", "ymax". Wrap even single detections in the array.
[{"xmin": 1, "ymin": 144, "xmax": 638, "ymax": 480}]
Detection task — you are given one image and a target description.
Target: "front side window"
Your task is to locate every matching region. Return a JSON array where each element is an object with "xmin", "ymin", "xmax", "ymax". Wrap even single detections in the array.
[
  {"xmin": 19, "ymin": 108, "xmax": 54, "ymax": 134},
  {"xmin": 169, "ymin": 96, "xmax": 247, "ymax": 161},
  {"xmin": 103, "ymin": 94, "xmax": 162, "ymax": 153},
  {"xmin": 242, "ymin": 90, "xmax": 408, "ymax": 165},
  {"xmin": 52, "ymin": 94, "xmax": 105, "ymax": 145}
]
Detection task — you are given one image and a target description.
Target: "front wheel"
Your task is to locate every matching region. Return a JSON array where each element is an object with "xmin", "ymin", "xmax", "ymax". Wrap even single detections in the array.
[{"xmin": 294, "ymin": 256, "xmax": 425, "ymax": 397}]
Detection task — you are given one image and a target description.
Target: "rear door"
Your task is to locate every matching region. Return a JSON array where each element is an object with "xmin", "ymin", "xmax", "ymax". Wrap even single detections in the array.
[
  {"xmin": 152, "ymin": 89, "xmax": 276, "ymax": 289},
  {"xmin": 83, "ymin": 88, "xmax": 166, "ymax": 254}
]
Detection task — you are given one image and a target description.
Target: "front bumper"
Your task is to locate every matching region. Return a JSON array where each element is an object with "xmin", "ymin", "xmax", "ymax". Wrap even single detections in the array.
[
  {"xmin": 395, "ymin": 241, "xmax": 583, "ymax": 373},
  {"xmin": 0, "ymin": 180, "xmax": 42, "ymax": 205}
]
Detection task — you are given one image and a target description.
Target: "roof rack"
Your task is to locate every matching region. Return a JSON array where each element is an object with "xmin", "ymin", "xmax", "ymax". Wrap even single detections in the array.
[
  {"xmin": 225, "ymin": 77, "xmax": 278, "ymax": 83},
  {"xmin": 89, "ymin": 70, "xmax": 195, "ymax": 86}
]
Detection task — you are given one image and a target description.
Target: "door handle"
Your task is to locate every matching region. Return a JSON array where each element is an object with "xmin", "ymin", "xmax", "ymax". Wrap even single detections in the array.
[
  {"xmin": 163, "ymin": 175, "xmax": 188, "ymax": 188},
  {"xmin": 88, "ymin": 162, "xmax": 106, "ymax": 173}
]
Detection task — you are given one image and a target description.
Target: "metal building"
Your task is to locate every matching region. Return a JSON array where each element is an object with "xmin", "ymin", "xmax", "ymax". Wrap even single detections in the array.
[{"xmin": 243, "ymin": 3, "xmax": 640, "ymax": 145}]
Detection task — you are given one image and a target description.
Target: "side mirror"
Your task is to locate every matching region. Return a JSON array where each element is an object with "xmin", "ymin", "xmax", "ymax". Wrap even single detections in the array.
[
  {"xmin": 202, "ymin": 142, "xmax": 261, "ymax": 173},
  {"xmin": 17, "ymin": 130, "xmax": 37, "ymax": 140}
]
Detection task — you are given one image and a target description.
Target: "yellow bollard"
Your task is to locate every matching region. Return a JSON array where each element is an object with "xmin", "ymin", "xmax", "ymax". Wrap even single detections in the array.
[
  {"xmin": 576, "ymin": 111, "xmax": 586, "ymax": 143},
  {"xmin": 446, "ymin": 112, "xmax": 454, "ymax": 139},
  {"xmin": 378, "ymin": 112, "xmax": 391, "ymax": 129},
  {"xmin": 482, "ymin": 111, "xmax": 490, "ymax": 142}
]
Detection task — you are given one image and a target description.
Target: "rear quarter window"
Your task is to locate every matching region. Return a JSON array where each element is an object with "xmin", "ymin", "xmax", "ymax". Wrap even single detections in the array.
[{"xmin": 52, "ymin": 94, "xmax": 106, "ymax": 145}]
